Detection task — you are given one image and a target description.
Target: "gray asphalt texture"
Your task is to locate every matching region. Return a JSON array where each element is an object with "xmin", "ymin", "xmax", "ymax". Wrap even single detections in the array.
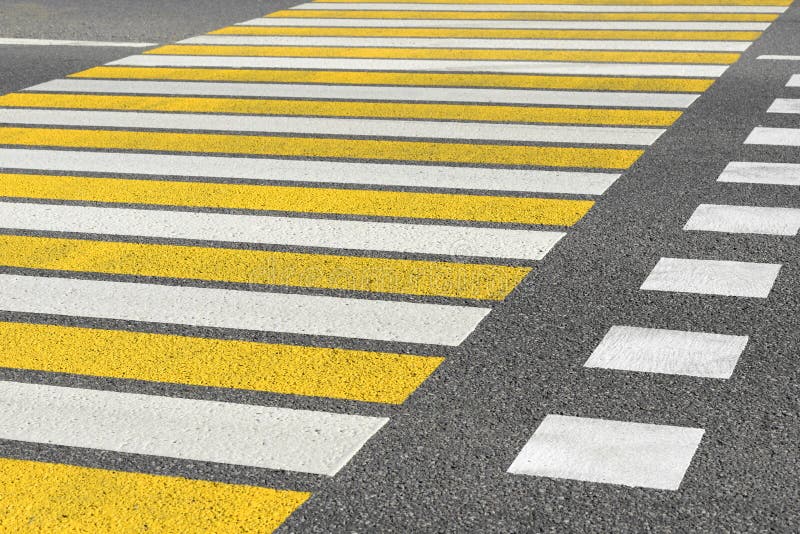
[{"xmin": 0, "ymin": 1, "xmax": 797, "ymax": 532}]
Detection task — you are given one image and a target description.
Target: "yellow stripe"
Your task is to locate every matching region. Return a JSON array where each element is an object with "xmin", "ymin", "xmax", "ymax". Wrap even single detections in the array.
[
  {"xmin": 267, "ymin": 10, "xmax": 777, "ymax": 21},
  {"xmin": 0, "ymin": 457, "xmax": 307, "ymax": 533},
  {"xmin": 148, "ymin": 44, "xmax": 739, "ymax": 64},
  {"xmin": 212, "ymin": 26, "xmax": 762, "ymax": 40},
  {"xmin": 0, "ymin": 234, "xmax": 530, "ymax": 300},
  {"xmin": 0, "ymin": 173, "xmax": 593, "ymax": 226},
  {"xmin": 0, "ymin": 321, "xmax": 442, "ymax": 403},
  {"xmin": 69, "ymin": 66, "xmax": 715, "ymax": 92},
  {"xmin": 0, "ymin": 93, "xmax": 681, "ymax": 126},
  {"xmin": 309, "ymin": 0, "xmax": 790, "ymax": 5},
  {"xmin": 0, "ymin": 127, "xmax": 643, "ymax": 169}
]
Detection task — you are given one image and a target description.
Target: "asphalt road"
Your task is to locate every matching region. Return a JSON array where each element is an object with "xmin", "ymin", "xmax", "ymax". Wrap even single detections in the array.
[{"xmin": 0, "ymin": 1, "xmax": 797, "ymax": 532}]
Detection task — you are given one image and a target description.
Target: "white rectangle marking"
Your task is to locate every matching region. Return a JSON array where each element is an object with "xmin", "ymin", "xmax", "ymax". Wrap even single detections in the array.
[
  {"xmin": 684, "ymin": 204, "xmax": 800, "ymax": 236},
  {"xmin": 0, "ymin": 273, "xmax": 490, "ymax": 345},
  {"xmin": 787, "ymin": 74, "xmax": 800, "ymax": 87},
  {"xmin": 0, "ymin": 108, "xmax": 665, "ymax": 145},
  {"xmin": 640, "ymin": 257, "xmax": 781, "ymax": 298},
  {"xmin": 0, "ymin": 380, "xmax": 387, "ymax": 475},
  {"xmin": 0, "ymin": 201, "xmax": 564, "ymax": 261},
  {"xmin": 180, "ymin": 35, "xmax": 751, "ymax": 52},
  {"xmin": 758, "ymin": 55, "xmax": 800, "ymax": 60},
  {"xmin": 766, "ymin": 98, "xmax": 800, "ymax": 114},
  {"xmin": 584, "ymin": 325, "xmax": 748, "ymax": 379},
  {"xmin": 0, "ymin": 148, "xmax": 619, "ymax": 195},
  {"xmin": 507, "ymin": 415, "xmax": 704, "ymax": 490},
  {"xmin": 28, "ymin": 79, "xmax": 700, "ymax": 109},
  {"xmin": 745, "ymin": 127, "xmax": 800, "ymax": 146},
  {"xmin": 110, "ymin": 54, "xmax": 728, "ymax": 78},
  {"xmin": 290, "ymin": 3, "xmax": 785, "ymax": 13},
  {"xmin": 718, "ymin": 161, "xmax": 800, "ymax": 186},
  {"xmin": 0, "ymin": 37, "xmax": 157, "ymax": 48}
]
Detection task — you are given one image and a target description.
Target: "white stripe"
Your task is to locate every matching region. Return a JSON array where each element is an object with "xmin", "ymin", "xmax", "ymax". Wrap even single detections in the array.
[
  {"xmin": 0, "ymin": 273, "xmax": 490, "ymax": 345},
  {"xmin": 640, "ymin": 257, "xmax": 781, "ymax": 298},
  {"xmin": 786, "ymin": 74, "xmax": 800, "ymax": 87},
  {"xmin": 26, "ymin": 79, "xmax": 700, "ymax": 109},
  {"xmin": 0, "ymin": 380, "xmax": 387, "ymax": 476},
  {"xmin": 0, "ymin": 108, "xmax": 665, "ymax": 145},
  {"xmin": 684, "ymin": 204, "xmax": 800, "ymax": 236},
  {"xmin": 507, "ymin": 415, "xmax": 704, "ymax": 490},
  {"xmin": 767, "ymin": 98, "xmax": 800, "ymax": 114},
  {"xmin": 744, "ymin": 127, "xmax": 800, "ymax": 146},
  {"xmin": 757, "ymin": 55, "xmax": 800, "ymax": 60},
  {"xmin": 584, "ymin": 325, "xmax": 748, "ymax": 379},
  {"xmin": 717, "ymin": 161, "xmax": 800, "ymax": 186},
  {"xmin": 290, "ymin": 2, "xmax": 785, "ymax": 13},
  {"xmin": 239, "ymin": 18, "xmax": 770, "ymax": 30},
  {"xmin": 0, "ymin": 148, "xmax": 619, "ymax": 195},
  {"xmin": 0, "ymin": 201, "xmax": 564, "ymax": 261},
  {"xmin": 0, "ymin": 37, "xmax": 157, "ymax": 48},
  {"xmin": 110, "ymin": 55, "xmax": 728, "ymax": 78},
  {"xmin": 180, "ymin": 35, "xmax": 751, "ymax": 52}
]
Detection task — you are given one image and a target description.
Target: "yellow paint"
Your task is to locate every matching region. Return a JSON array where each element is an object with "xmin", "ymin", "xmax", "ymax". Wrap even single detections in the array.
[
  {"xmin": 0, "ymin": 93, "xmax": 681, "ymax": 126},
  {"xmin": 69, "ymin": 66, "xmax": 715, "ymax": 92},
  {"xmin": 309, "ymin": 0, "xmax": 789, "ymax": 5},
  {"xmin": 0, "ymin": 321, "xmax": 443, "ymax": 403},
  {"xmin": 266, "ymin": 10, "xmax": 777, "ymax": 21},
  {"xmin": 0, "ymin": 457, "xmax": 307, "ymax": 533},
  {"xmin": 211, "ymin": 26, "xmax": 762, "ymax": 41},
  {"xmin": 0, "ymin": 234, "xmax": 530, "ymax": 300},
  {"xmin": 0, "ymin": 127, "xmax": 643, "ymax": 168},
  {"xmin": 0, "ymin": 173, "xmax": 592, "ymax": 226},
  {"xmin": 148, "ymin": 44, "xmax": 739, "ymax": 64}
]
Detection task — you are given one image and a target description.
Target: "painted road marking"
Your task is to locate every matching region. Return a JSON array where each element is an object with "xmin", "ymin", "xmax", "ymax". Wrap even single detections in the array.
[
  {"xmin": 0, "ymin": 174, "xmax": 594, "ymax": 226},
  {"xmin": 507, "ymin": 415, "xmax": 704, "ymax": 490},
  {"xmin": 0, "ymin": 379, "xmax": 387, "ymax": 475},
  {"xmin": 717, "ymin": 161, "xmax": 800, "ymax": 186},
  {"xmin": 311, "ymin": 0, "xmax": 792, "ymax": 4},
  {"xmin": 109, "ymin": 54, "xmax": 730, "ymax": 77},
  {"xmin": 684, "ymin": 204, "xmax": 800, "ymax": 236},
  {"xmin": 584, "ymin": 325, "xmax": 748, "ymax": 379},
  {"xmin": 289, "ymin": 3, "xmax": 787, "ymax": 13},
  {"xmin": 0, "ymin": 234, "xmax": 531, "ymax": 300},
  {"xmin": 0, "ymin": 148, "xmax": 619, "ymax": 195},
  {"xmin": 786, "ymin": 74, "xmax": 800, "ymax": 87},
  {"xmin": 0, "ymin": 201, "xmax": 565, "ymax": 260},
  {"xmin": 641, "ymin": 257, "xmax": 781, "ymax": 298},
  {"xmin": 766, "ymin": 98, "xmax": 800, "ymax": 114},
  {"xmin": 0, "ymin": 37, "xmax": 158, "ymax": 47},
  {"xmin": 757, "ymin": 55, "xmax": 800, "ymax": 60},
  {"xmin": 239, "ymin": 18, "xmax": 771, "ymax": 30},
  {"xmin": 745, "ymin": 127, "xmax": 800, "ymax": 146},
  {"xmin": 182, "ymin": 35, "xmax": 752, "ymax": 51},
  {"xmin": 0, "ymin": 457, "xmax": 309, "ymax": 532},
  {"xmin": 0, "ymin": 321, "xmax": 442, "ymax": 404},
  {"xmin": 0, "ymin": 127, "xmax": 644, "ymax": 168},
  {"xmin": 67, "ymin": 66, "xmax": 715, "ymax": 93},
  {"xmin": 0, "ymin": 93, "xmax": 683, "ymax": 126},
  {"xmin": 29, "ymin": 79, "xmax": 704, "ymax": 108},
  {"xmin": 0, "ymin": 274, "xmax": 491, "ymax": 345},
  {"xmin": 263, "ymin": 10, "xmax": 777, "ymax": 21},
  {"xmin": 0, "ymin": 108, "xmax": 668, "ymax": 146}
]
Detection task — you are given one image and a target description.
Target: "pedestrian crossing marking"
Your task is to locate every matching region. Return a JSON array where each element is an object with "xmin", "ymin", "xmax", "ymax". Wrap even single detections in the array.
[
  {"xmin": 0, "ymin": 321, "xmax": 442, "ymax": 403},
  {"xmin": 264, "ymin": 10, "xmax": 778, "ymax": 21},
  {"xmin": 0, "ymin": 127, "xmax": 644, "ymax": 168},
  {"xmin": 0, "ymin": 457, "xmax": 309, "ymax": 533},
  {"xmin": 311, "ymin": 0, "xmax": 790, "ymax": 5}
]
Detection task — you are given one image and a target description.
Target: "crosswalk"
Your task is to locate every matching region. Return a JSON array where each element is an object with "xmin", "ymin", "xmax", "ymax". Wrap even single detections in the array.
[{"xmin": 0, "ymin": 0, "xmax": 789, "ymax": 529}]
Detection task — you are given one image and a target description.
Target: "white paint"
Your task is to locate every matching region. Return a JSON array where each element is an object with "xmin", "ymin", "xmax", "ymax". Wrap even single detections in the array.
[
  {"xmin": 766, "ymin": 98, "xmax": 800, "ymax": 114},
  {"xmin": 684, "ymin": 204, "xmax": 800, "ymax": 236},
  {"xmin": 0, "ymin": 37, "xmax": 157, "ymax": 48},
  {"xmin": 584, "ymin": 325, "xmax": 748, "ymax": 379},
  {"xmin": 745, "ymin": 127, "xmax": 800, "ymax": 146},
  {"xmin": 786, "ymin": 74, "xmax": 800, "ymax": 87},
  {"xmin": 0, "ymin": 148, "xmax": 619, "ymax": 195},
  {"xmin": 27, "ymin": 79, "xmax": 700, "ymax": 109},
  {"xmin": 0, "ymin": 273, "xmax": 490, "ymax": 345},
  {"xmin": 757, "ymin": 55, "xmax": 800, "ymax": 60},
  {"xmin": 180, "ymin": 35, "xmax": 750, "ymax": 52},
  {"xmin": 239, "ymin": 18, "xmax": 770, "ymax": 31},
  {"xmin": 507, "ymin": 415, "xmax": 704, "ymax": 490},
  {"xmin": 640, "ymin": 257, "xmax": 781, "ymax": 298},
  {"xmin": 110, "ymin": 54, "xmax": 729, "ymax": 78},
  {"xmin": 0, "ymin": 201, "xmax": 565, "ymax": 261},
  {"xmin": 289, "ymin": 2, "xmax": 786, "ymax": 13},
  {"xmin": 0, "ymin": 380, "xmax": 387, "ymax": 475},
  {"xmin": 0, "ymin": 108, "xmax": 666, "ymax": 145},
  {"xmin": 718, "ymin": 161, "xmax": 800, "ymax": 186}
]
